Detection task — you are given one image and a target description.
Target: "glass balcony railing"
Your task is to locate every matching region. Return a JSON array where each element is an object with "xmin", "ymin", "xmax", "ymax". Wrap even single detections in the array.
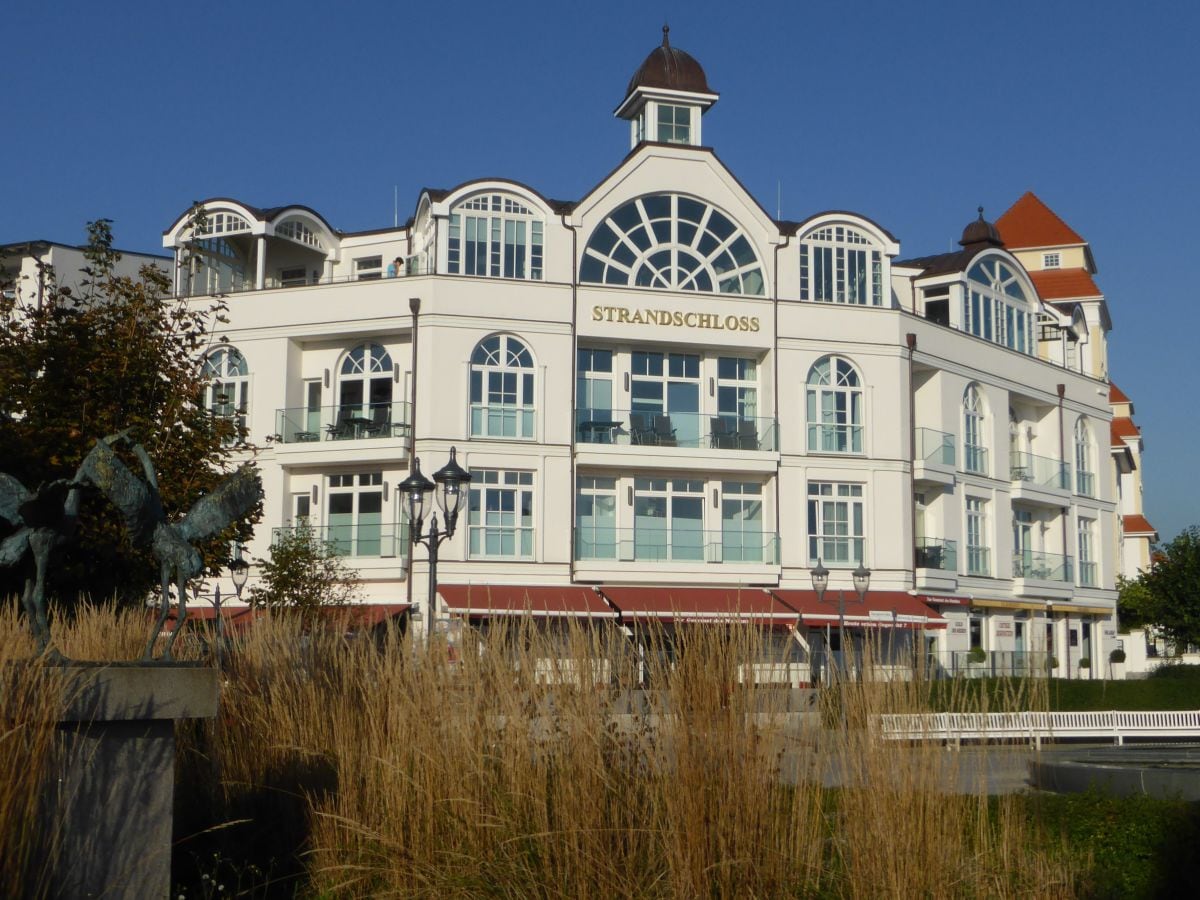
[
  {"xmin": 1010, "ymin": 451, "xmax": 1069, "ymax": 490},
  {"xmin": 963, "ymin": 443, "xmax": 989, "ymax": 475},
  {"xmin": 1079, "ymin": 560, "xmax": 1098, "ymax": 587},
  {"xmin": 275, "ymin": 402, "xmax": 411, "ymax": 444},
  {"xmin": 468, "ymin": 525, "xmax": 535, "ymax": 559},
  {"xmin": 1076, "ymin": 469, "xmax": 1096, "ymax": 497},
  {"xmin": 915, "ymin": 537, "xmax": 958, "ymax": 571},
  {"xmin": 1012, "ymin": 550, "xmax": 1073, "ymax": 582},
  {"xmin": 574, "ymin": 408, "xmax": 778, "ymax": 451},
  {"xmin": 807, "ymin": 423, "xmax": 863, "ymax": 454},
  {"xmin": 916, "ymin": 428, "xmax": 955, "ymax": 466},
  {"xmin": 966, "ymin": 545, "xmax": 990, "ymax": 576},
  {"xmin": 271, "ymin": 523, "xmax": 409, "ymax": 560},
  {"xmin": 470, "ymin": 403, "xmax": 535, "ymax": 440},
  {"xmin": 574, "ymin": 527, "xmax": 780, "ymax": 564}
]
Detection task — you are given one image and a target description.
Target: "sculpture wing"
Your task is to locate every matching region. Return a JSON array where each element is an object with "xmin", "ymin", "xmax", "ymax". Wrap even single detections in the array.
[
  {"xmin": 176, "ymin": 465, "xmax": 263, "ymax": 544},
  {"xmin": 0, "ymin": 528, "xmax": 29, "ymax": 568},
  {"xmin": 0, "ymin": 473, "xmax": 32, "ymax": 527},
  {"xmin": 77, "ymin": 439, "xmax": 159, "ymax": 544}
]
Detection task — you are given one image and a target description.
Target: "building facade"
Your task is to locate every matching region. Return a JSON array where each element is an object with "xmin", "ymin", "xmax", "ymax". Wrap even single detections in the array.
[{"xmin": 165, "ymin": 31, "xmax": 1126, "ymax": 679}]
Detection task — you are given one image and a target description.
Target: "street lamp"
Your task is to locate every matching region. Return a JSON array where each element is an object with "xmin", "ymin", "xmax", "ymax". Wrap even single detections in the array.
[
  {"xmin": 398, "ymin": 447, "xmax": 471, "ymax": 642},
  {"xmin": 191, "ymin": 554, "xmax": 249, "ymax": 670},
  {"xmin": 811, "ymin": 559, "xmax": 871, "ymax": 681}
]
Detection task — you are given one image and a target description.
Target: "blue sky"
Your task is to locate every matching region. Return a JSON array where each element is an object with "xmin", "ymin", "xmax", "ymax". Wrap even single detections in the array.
[{"xmin": 3, "ymin": 0, "xmax": 1196, "ymax": 544}]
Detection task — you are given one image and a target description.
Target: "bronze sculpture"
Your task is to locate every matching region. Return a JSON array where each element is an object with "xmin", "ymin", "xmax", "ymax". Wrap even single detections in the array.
[
  {"xmin": 78, "ymin": 433, "xmax": 262, "ymax": 660},
  {"xmin": 0, "ymin": 473, "xmax": 84, "ymax": 658}
]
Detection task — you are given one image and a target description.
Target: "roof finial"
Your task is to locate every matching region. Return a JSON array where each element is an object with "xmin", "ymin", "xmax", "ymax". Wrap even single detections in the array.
[
  {"xmin": 977, "ymin": 206, "xmax": 985, "ymax": 219},
  {"xmin": 662, "ymin": 23, "xmax": 670, "ymax": 47}
]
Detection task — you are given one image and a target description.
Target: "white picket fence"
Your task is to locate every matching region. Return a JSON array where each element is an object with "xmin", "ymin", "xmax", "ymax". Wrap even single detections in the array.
[{"xmin": 877, "ymin": 710, "xmax": 1200, "ymax": 748}]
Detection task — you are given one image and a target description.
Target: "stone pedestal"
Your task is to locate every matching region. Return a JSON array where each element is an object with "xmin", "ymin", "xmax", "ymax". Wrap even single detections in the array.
[{"xmin": 50, "ymin": 664, "xmax": 218, "ymax": 899}]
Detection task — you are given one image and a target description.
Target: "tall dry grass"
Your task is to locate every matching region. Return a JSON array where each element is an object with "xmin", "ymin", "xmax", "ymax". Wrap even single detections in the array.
[{"xmin": 2, "ymin": 601, "xmax": 1081, "ymax": 897}]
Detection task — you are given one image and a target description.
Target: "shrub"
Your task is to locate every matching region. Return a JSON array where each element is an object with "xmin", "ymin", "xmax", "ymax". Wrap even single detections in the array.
[
  {"xmin": 1046, "ymin": 655, "xmax": 1059, "ymax": 671},
  {"xmin": 1078, "ymin": 657, "xmax": 1091, "ymax": 670},
  {"xmin": 1109, "ymin": 648, "xmax": 1126, "ymax": 664},
  {"xmin": 967, "ymin": 646, "xmax": 987, "ymax": 664}
]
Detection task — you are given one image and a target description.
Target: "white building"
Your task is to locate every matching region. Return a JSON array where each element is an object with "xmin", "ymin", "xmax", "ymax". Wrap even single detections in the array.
[
  {"xmin": 164, "ymin": 30, "xmax": 1125, "ymax": 680},
  {"xmin": 1, "ymin": 239, "xmax": 170, "ymax": 308}
]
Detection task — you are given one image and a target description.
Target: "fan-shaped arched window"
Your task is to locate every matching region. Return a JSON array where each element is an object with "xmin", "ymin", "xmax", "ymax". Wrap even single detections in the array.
[
  {"xmin": 964, "ymin": 258, "xmax": 1035, "ymax": 355},
  {"xmin": 963, "ymin": 384, "xmax": 988, "ymax": 475},
  {"xmin": 799, "ymin": 224, "xmax": 883, "ymax": 305},
  {"xmin": 580, "ymin": 194, "xmax": 765, "ymax": 295},
  {"xmin": 202, "ymin": 347, "xmax": 249, "ymax": 441},
  {"xmin": 275, "ymin": 218, "xmax": 323, "ymax": 249},
  {"xmin": 1074, "ymin": 418, "xmax": 1095, "ymax": 496},
  {"xmin": 333, "ymin": 343, "xmax": 393, "ymax": 438},
  {"xmin": 448, "ymin": 193, "xmax": 544, "ymax": 280},
  {"xmin": 470, "ymin": 335, "xmax": 535, "ymax": 439},
  {"xmin": 806, "ymin": 356, "xmax": 863, "ymax": 453}
]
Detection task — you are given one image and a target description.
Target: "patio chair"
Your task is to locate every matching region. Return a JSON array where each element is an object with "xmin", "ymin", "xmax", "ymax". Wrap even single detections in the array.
[
  {"xmin": 325, "ymin": 408, "xmax": 354, "ymax": 440},
  {"xmin": 710, "ymin": 416, "xmax": 737, "ymax": 449},
  {"xmin": 653, "ymin": 414, "xmax": 677, "ymax": 447},
  {"xmin": 736, "ymin": 418, "xmax": 759, "ymax": 450},
  {"xmin": 365, "ymin": 403, "xmax": 392, "ymax": 437},
  {"xmin": 629, "ymin": 411, "xmax": 656, "ymax": 445}
]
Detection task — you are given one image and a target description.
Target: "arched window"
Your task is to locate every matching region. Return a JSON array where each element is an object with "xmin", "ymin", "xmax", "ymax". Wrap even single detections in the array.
[
  {"xmin": 799, "ymin": 224, "xmax": 884, "ymax": 305},
  {"xmin": 580, "ymin": 193, "xmax": 765, "ymax": 295},
  {"xmin": 447, "ymin": 193, "xmax": 544, "ymax": 280},
  {"xmin": 335, "ymin": 343, "xmax": 393, "ymax": 438},
  {"xmin": 202, "ymin": 347, "xmax": 249, "ymax": 440},
  {"xmin": 963, "ymin": 384, "xmax": 987, "ymax": 475},
  {"xmin": 275, "ymin": 218, "xmax": 323, "ymax": 249},
  {"xmin": 470, "ymin": 335, "xmax": 535, "ymax": 439},
  {"xmin": 1074, "ymin": 418, "xmax": 1095, "ymax": 496},
  {"xmin": 964, "ymin": 257, "xmax": 1036, "ymax": 355},
  {"xmin": 806, "ymin": 356, "xmax": 863, "ymax": 453}
]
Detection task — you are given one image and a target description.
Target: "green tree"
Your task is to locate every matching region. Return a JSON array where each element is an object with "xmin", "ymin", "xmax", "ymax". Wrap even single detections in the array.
[
  {"xmin": 0, "ymin": 217, "xmax": 258, "ymax": 604},
  {"xmin": 1117, "ymin": 574, "xmax": 1156, "ymax": 632},
  {"xmin": 247, "ymin": 524, "xmax": 360, "ymax": 618},
  {"xmin": 1133, "ymin": 527, "xmax": 1200, "ymax": 653}
]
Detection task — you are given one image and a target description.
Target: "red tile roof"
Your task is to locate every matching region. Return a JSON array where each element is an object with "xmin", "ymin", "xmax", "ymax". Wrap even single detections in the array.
[
  {"xmin": 1124, "ymin": 514, "xmax": 1158, "ymax": 537},
  {"xmin": 1109, "ymin": 383, "xmax": 1132, "ymax": 403},
  {"xmin": 1111, "ymin": 417, "xmax": 1141, "ymax": 448},
  {"xmin": 996, "ymin": 192, "xmax": 1086, "ymax": 249},
  {"xmin": 1029, "ymin": 268, "xmax": 1102, "ymax": 300}
]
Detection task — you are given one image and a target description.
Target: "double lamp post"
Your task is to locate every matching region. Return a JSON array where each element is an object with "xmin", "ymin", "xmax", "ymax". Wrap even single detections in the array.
[
  {"xmin": 809, "ymin": 559, "xmax": 871, "ymax": 681},
  {"xmin": 398, "ymin": 447, "xmax": 472, "ymax": 640},
  {"xmin": 190, "ymin": 554, "xmax": 249, "ymax": 669}
]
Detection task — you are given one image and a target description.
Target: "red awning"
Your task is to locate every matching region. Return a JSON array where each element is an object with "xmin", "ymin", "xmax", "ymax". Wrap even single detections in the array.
[
  {"xmin": 162, "ymin": 605, "xmax": 259, "ymax": 633},
  {"xmin": 771, "ymin": 590, "xmax": 945, "ymax": 629},
  {"xmin": 439, "ymin": 585, "xmax": 617, "ymax": 619},
  {"xmin": 310, "ymin": 603, "xmax": 410, "ymax": 628},
  {"xmin": 161, "ymin": 603, "xmax": 410, "ymax": 633},
  {"xmin": 598, "ymin": 586, "xmax": 798, "ymax": 625}
]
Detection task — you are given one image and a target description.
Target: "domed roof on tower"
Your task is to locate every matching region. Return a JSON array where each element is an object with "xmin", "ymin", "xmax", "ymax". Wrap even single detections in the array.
[
  {"xmin": 626, "ymin": 25, "xmax": 713, "ymax": 95},
  {"xmin": 959, "ymin": 207, "xmax": 1005, "ymax": 248},
  {"xmin": 615, "ymin": 26, "xmax": 720, "ymax": 150}
]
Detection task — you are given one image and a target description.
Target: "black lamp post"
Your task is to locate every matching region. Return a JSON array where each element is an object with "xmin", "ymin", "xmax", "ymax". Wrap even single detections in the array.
[
  {"xmin": 398, "ymin": 447, "xmax": 471, "ymax": 642},
  {"xmin": 811, "ymin": 559, "xmax": 871, "ymax": 681},
  {"xmin": 192, "ymin": 555, "xmax": 249, "ymax": 670}
]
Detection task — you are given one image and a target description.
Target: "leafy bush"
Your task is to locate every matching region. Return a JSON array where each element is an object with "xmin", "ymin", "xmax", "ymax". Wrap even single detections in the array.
[
  {"xmin": 1148, "ymin": 663, "xmax": 1200, "ymax": 680},
  {"xmin": 1078, "ymin": 657, "xmax": 1091, "ymax": 670},
  {"xmin": 967, "ymin": 646, "xmax": 987, "ymax": 664},
  {"xmin": 1109, "ymin": 648, "xmax": 1126, "ymax": 664}
]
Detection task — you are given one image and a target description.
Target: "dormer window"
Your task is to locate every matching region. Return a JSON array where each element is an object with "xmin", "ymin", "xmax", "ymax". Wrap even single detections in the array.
[
  {"xmin": 1043, "ymin": 252, "xmax": 1061, "ymax": 269},
  {"xmin": 657, "ymin": 104, "xmax": 692, "ymax": 144},
  {"xmin": 447, "ymin": 193, "xmax": 545, "ymax": 281}
]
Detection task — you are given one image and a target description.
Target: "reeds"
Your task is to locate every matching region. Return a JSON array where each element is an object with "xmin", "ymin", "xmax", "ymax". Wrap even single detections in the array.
[{"xmin": 2, "ymin": 602, "xmax": 1081, "ymax": 897}]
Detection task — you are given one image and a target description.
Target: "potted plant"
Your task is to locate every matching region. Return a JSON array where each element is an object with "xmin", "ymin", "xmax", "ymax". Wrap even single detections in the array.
[
  {"xmin": 1109, "ymin": 648, "xmax": 1126, "ymax": 664},
  {"xmin": 1045, "ymin": 655, "xmax": 1059, "ymax": 672},
  {"xmin": 1078, "ymin": 657, "xmax": 1091, "ymax": 670},
  {"xmin": 967, "ymin": 646, "xmax": 987, "ymax": 665}
]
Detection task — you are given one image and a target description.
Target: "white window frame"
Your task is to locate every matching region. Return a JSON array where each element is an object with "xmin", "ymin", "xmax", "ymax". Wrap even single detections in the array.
[
  {"xmin": 963, "ymin": 384, "xmax": 988, "ymax": 475},
  {"xmin": 1043, "ymin": 252, "xmax": 1061, "ymax": 269},
  {"xmin": 799, "ymin": 224, "xmax": 884, "ymax": 306},
  {"xmin": 806, "ymin": 355, "xmax": 863, "ymax": 454},
  {"xmin": 468, "ymin": 469, "xmax": 534, "ymax": 559},
  {"xmin": 807, "ymin": 482, "xmax": 864, "ymax": 566},
  {"xmin": 965, "ymin": 496, "xmax": 989, "ymax": 575},
  {"xmin": 202, "ymin": 347, "xmax": 249, "ymax": 440},
  {"xmin": 470, "ymin": 334, "xmax": 536, "ymax": 439},
  {"xmin": 447, "ymin": 193, "xmax": 544, "ymax": 280},
  {"xmin": 354, "ymin": 256, "xmax": 383, "ymax": 280}
]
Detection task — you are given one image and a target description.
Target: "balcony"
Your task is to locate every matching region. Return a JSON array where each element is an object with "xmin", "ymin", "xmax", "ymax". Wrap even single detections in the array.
[
  {"xmin": 271, "ymin": 523, "xmax": 409, "ymax": 561},
  {"xmin": 914, "ymin": 428, "xmax": 956, "ymax": 486},
  {"xmin": 1076, "ymin": 469, "xmax": 1096, "ymax": 497},
  {"xmin": 575, "ymin": 527, "xmax": 780, "ymax": 565},
  {"xmin": 963, "ymin": 443, "xmax": 989, "ymax": 476},
  {"xmin": 915, "ymin": 537, "xmax": 958, "ymax": 571},
  {"xmin": 965, "ymin": 545, "xmax": 990, "ymax": 576},
  {"xmin": 470, "ymin": 403, "xmax": 535, "ymax": 440},
  {"xmin": 468, "ymin": 526, "xmax": 534, "ymax": 560},
  {"xmin": 807, "ymin": 424, "xmax": 862, "ymax": 455},
  {"xmin": 574, "ymin": 409, "xmax": 778, "ymax": 452},
  {"xmin": 1010, "ymin": 451, "xmax": 1070, "ymax": 506},
  {"xmin": 1012, "ymin": 550, "xmax": 1073, "ymax": 582},
  {"xmin": 275, "ymin": 402, "xmax": 411, "ymax": 444}
]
